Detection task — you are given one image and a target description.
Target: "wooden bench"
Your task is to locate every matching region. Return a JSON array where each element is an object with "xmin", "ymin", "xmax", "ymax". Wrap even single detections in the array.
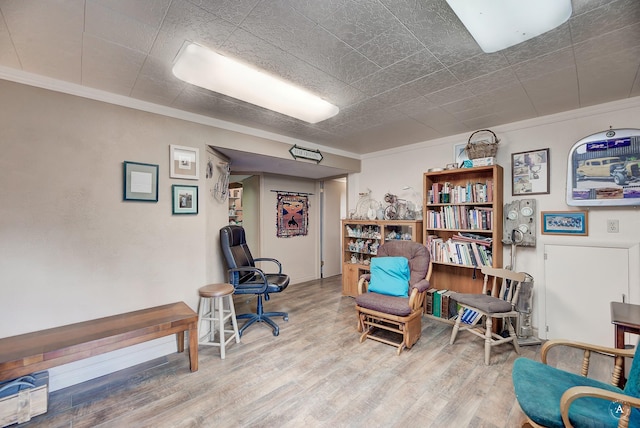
[{"xmin": 0, "ymin": 302, "xmax": 198, "ymax": 382}]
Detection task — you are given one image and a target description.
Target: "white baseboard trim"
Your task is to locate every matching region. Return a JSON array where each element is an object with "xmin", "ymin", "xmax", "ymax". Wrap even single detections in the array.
[{"xmin": 48, "ymin": 336, "xmax": 177, "ymax": 392}]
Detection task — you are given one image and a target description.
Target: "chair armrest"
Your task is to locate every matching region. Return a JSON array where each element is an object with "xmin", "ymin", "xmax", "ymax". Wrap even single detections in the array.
[
  {"xmin": 542, "ymin": 339, "xmax": 635, "ymax": 387},
  {"xmin": 253, "ymin": 257, "xmax": 283, "ymax": 273},
  {"xmin": 412, "ymin": 279, "xmax": 430, "ymax": 293},
  {"xmin": 227, "ymin": 267, "xmax": 268, "ymax": 292},
  {"xmin": 357, "ymin": 276, "xmax": 368, "ymax": 295},
  {"xmin": 542, "ymin": 339, "xmax": 635, "ymax": 363},
  {"xmin": 560, "ymin": 386, "xmax": 640, "ymax": 428}
]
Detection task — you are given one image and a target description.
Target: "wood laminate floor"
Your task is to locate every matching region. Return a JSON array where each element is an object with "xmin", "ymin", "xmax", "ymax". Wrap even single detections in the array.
[{"xmin": 20, "ymin": 276, "xmax": 616, "ymax": 427}]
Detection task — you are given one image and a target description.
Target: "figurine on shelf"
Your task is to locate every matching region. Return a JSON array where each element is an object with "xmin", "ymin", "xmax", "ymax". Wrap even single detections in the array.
[
  {"xmin": 348, "ymin": 239, "xmax": 355, "ymax": 251},
  {"xmin": 363, "ymin": 256, "xmax": 371, "ymax": 266},
  {"xmin": 370, "ymin": 241, "xmax": 379, "ymax": 255},
  {"xmin": 351, "ymin": 253, "xmax": 357, "ymax": 264}
]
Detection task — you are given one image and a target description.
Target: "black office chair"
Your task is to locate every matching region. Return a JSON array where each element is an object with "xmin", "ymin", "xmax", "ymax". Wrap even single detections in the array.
[{"xmin": 219, "ymin": 225, "xmax": 289, "ymax": 336}]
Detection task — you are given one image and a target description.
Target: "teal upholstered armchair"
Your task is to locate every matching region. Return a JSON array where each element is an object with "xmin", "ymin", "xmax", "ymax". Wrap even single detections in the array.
[{"xmin": 512, "ymin": 339, "xmax": 640, "ymax": 428}]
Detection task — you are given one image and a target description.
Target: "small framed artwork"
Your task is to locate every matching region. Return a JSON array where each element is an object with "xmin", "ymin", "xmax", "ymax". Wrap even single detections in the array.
[
  {"xmin": 170, "ymin": 145, "xmax": 199, "ymax": 180},
  {"xmin": 453, "ymin": 142, "xmax": 469, "ymax": 167},
  {"xmin": 512, "ymin": 148, "xmax": 550, "ymax": 196},
  {"xmin": 172, "ymin": 185, "xmax": 198, "ymax": 215},
  {"xmin": 123, "ymin": 161, "xmax": 158, "ymax": 202},
  {"xmin": 541, "ymin": 211, "xmax": 588, "ymax": 236}
]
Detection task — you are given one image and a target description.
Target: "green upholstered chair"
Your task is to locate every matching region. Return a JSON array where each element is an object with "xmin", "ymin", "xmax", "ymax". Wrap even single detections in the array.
[{"xmin": 512, "ymin": 339, "xmax": 640, "ymax": 428}]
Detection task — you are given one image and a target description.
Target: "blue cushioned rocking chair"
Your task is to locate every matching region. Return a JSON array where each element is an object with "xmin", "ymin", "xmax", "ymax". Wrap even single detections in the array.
[
  {"xmin": 355, "ymin": 241, "xmax": 432, "ymax": 355},
  {"xmin": 512, "ymin": 339, "xmax": 640, "ymax": 428}
]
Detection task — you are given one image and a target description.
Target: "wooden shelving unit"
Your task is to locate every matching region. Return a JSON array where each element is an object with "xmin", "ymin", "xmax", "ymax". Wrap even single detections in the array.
[
  {"xmin": 341, "ymin": 219, "xmax": 423, "ymax": 297},
  {"xmin": 422, "ymin": 165, "xmax": 503, "ymax": 296}
]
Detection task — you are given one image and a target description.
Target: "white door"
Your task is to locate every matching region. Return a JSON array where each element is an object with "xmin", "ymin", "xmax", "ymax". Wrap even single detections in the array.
[
  {"xmin": 544, "ymin": 244, "xmax": 629, "ymax": 347},
  {"xmin": 321, "ymin": 178, "xmax": 346, "ymax": 278}
]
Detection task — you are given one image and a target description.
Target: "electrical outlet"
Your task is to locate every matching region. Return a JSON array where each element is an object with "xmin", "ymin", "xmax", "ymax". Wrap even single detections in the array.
[{"xmin": 607, "ymin": 219, "xmax": 619, "ymax": 233}]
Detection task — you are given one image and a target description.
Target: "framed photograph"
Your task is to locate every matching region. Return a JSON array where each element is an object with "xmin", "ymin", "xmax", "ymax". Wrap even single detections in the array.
[
  {"xmin": 453, "ymin": 142, "xmax": 469, "ymax": 167},
  {"xmin": 541, "ymin": 211, "xmax": 588, "ymax": 236},
  {"xmin": 123, "ymin": 161, "xmax": 158, "ymax": 202},
  {"xmin": 512, "ymin": 148, "xmax": 550, "ymax": 196},
  {"xmin": 566, "ymin": 128, "xmax": 640, "ymax": 207},
  {"xmin": 170, "ymin": 145, "xmax": 199, "ymax": 180},
  {"xmin": 172, "ymin": 185, "xmax": 198, "ymax": 215}
]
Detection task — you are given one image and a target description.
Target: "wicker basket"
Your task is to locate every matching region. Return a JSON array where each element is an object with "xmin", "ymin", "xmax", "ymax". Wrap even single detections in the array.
[{"xmin": 465, "ymin": 129, "xmax": 499, "ymax": 159}]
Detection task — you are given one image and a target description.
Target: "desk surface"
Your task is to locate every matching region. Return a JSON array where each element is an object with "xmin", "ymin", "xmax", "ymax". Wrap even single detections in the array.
[{"xmin": 611, "ymin": 301, "xmax": 640, "ymax": 329}]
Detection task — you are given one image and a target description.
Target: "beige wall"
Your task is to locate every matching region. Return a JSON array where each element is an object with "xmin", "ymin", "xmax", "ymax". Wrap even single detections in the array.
[{"xmin": 0, "ymin": 80, "xmax": 323, "ymax": 389}]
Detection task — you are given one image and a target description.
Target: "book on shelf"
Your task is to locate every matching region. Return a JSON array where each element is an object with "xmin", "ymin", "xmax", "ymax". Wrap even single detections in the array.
[
  {"xmin": 425, "ymin": 288, "xmax": 436, "ymax": 315},
  {"xmin": 433, "ymin": 289, "xmax": 447, "ymax": 317},
  {"xmin": 461, "ymin": 308, "xmax": 481, "ymax": 325},
  {"xmin": 440, "ymin": 291, "xmax": 453, "ymax": 320}
]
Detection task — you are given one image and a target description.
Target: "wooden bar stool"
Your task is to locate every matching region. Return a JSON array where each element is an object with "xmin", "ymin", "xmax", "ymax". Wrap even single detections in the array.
[{"xmin": 197, "ymin": 283, "xmax": 240, "ymax": 359}]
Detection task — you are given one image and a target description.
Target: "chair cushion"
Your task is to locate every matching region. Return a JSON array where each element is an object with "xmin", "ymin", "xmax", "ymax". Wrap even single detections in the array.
[
  {"xmin": 450, "ymin": 292, "xmax": 512, "ymax": 313},
  {"xmin": 512, "ymin": 357, "xmax": 640, "ymax": 428},
  {"xmin": 367, "ymin": 257, "xmax": 410, "ymax": 297},
  {"xmin": 377, "ymin": 241, "xmax": 430, "ymax": 288},
  {"xmin": 355, "ymin": 293, "xmax": 411, "ymax": 317}
]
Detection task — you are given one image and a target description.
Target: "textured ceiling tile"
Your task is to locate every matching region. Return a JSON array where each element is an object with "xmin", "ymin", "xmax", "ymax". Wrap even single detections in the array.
[
  {"xmin": 130, "ymin": 56, "xmax": 187, "ymax": 105},
  {"xmin": 351, "ymin": 67, "xmax": 405, "ymax": 96},
  {"xmin": 149, "ymin": 0, "xmax": 237, "ymax": 63},
  {"xmin": 380, "ymin": 0, "xmax": 481, "ymax": 66},
  {"xmin": 513, "ymin": 48, "xmax": 575, "ymax": 82},
  {"xmin": 572, "ymin": 0, "xmax": 617, "ymax": 16},
  {"xmin": 319, "ymin": 1, "xmax": 402, "ymax": 49},
  {"xmin": 384, "ymin": 50, "xmax": 443, "ymax": 84},
  {"xmin": 577, "ymin": 45, "xmax": 640, "ymax": 106},
  {"xmin": 426, "ymin": 83, "xmax": 474, "ymax": 105},
  {"xmin": 287, "ymin": 0, "xmax": 350, "ymax": 24},
  {"xmin": 357, "ymin": 27, "xmax": 424, "ymax": 68},
  {"xmin": 408, "ymin": 106, "xmax": 461, "ymax": 128},
  {"xmin": 1, "ymin": 0, "xmax": 83, "ymax": 82},
  {"xmin": 85, "ymin": 1, "xmax": 158, "ymax": 53},
  {"xmin": 573, "ymin": 22, "xmax": 640, "ymax": 62},
  {"xmin": 448, "ymin": 52, "xmax": 510, "ymax": 82},
  {"xmin": 370, "ymin": 79, "xmax": 430, "ymax": 108},
  {"xmin": 82, "ymin": 34, "xmax": 146, "ymax": 95},
  {"xmin": 441, "ymin": 96, "xmax": 486, "ymax": 115},
  {"xmin": 241, "ymin": 0, "xmax": 353, "ymax": 71},
  {"xmin": 339, "ymin": 117, "xmax": 440, "ymax": 153},
  {"xmin": 502, "ymin": 24, "xmax": 572, "ymax": 65},
  {"xmin": 325, "ymin": 49, "xmax": 380, "ymax": 84},
  {"xmin": 570, "ymin": 0, "xmax": 640, "ymax": 44},
  {"xmin": 221, "ymin": 28, "xmax": 366, "ymax": 108},
  {"xmin": 0, "ymin": 12, "xmax": 20, "ymax": 68},
  {"xmin": 90, "ymin": 0, "xmax": 170, "ymax": 28},
  {"xmin": 464, "ymin": 68, "xmax": 519, "ymax": 96},
  {"xmin": 411, "ymin": 69, "xmax": 460, "ymax": 97},
  {"xmin": 393, "ymin": 96, "xmax": 438, "ymax": 115},
  {"xmin": 521, "ymin": 67, "xmax": 579, "ymax": 114},
  {"xmin": 187, "ymin": 0, "xmax": 261, "ymax": 25}
]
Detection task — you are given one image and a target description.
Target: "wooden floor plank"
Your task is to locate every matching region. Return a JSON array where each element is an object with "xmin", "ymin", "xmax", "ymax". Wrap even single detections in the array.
[{"xmin": 20, "ymin": 276, "xmax": 551, "ymax": 427}]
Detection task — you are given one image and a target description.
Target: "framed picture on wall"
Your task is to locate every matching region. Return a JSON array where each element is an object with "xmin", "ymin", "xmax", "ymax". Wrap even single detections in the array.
[
  {"xmin": 541, "ymin": 211, "xmax": 588, "ymax": 236},
  {"xmin": 170, "ymin": 145, "xmax": 199, "ymax": 180},
  {"xmin": 453, "ymin": 142, "xmax": 469, "ymax": 167},
  {"xmin": 512, "ymin": 148, "xmax": 550, "ymax": 196},
  {"xmin": 172, "ymin": 185, "xmax": 198, "ymax": 215},
  {"xmin": 123, "ymin": 161, "xmax": 159, "ymax": 202}
]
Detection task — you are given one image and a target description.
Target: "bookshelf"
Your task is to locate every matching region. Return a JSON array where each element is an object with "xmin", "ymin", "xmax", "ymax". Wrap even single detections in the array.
[
  {"xmin": 341, "ymin": 219, "xmax": 422, "ymax": 297},
  {"xmin": 423, "ymin": 166, "xmax": 503, "ymax": 303}
]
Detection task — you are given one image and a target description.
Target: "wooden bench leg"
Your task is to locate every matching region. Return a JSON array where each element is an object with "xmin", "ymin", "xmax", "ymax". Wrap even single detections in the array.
[
  {"xmin": 188, "ymin": 324, "xmax": 198, "ymax": 372},
  {"xmin": 176, "ymin": 332, "xmax": 185, "ymax": 353}
]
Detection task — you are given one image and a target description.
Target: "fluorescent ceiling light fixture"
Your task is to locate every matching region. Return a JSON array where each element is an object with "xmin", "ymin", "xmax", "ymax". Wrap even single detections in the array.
[
  {"xmin": 172, "ymin": 43, "xmax": 339, "ymax": 123},
  {"xmin": 446, "ymin": 0, "xmax": 572, "ymax": 53}
]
